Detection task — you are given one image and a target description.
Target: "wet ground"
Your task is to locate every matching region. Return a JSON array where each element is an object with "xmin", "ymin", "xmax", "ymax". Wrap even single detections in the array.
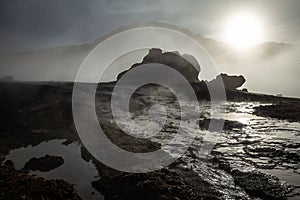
[
  {"xmin": 1, "ymin": 82, "xmax": 300, "ymax": 199},
  {"xmin": 212, "ymin": 102, "xmax": 300, "ymax": 199},
  {"xmin": 5, "ymin": 139, "xmax": 102, "ymax": 200},
  {"xmin": 114, "ymin": 96, "xmax": 300, "ymax": 199}
]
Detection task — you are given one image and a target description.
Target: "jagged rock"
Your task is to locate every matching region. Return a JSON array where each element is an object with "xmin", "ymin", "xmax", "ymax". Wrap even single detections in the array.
[
  {"xmin": 208, "ymin": 73, "xmax": 246, "ymax": 90},
  {"xmin": 117, "ymin": 48, "xmax": 201, "ymax": 83},
  {"xmin": 116, "ymin": 49, "xmax": 246, "ymax": 100},
  {"xmin": 231, "ymin": 169, "xmax": 291, "ymax": 199},
  {"xmin": 218, "ymin": 160, "xmax": 291, "ymax": 200}
]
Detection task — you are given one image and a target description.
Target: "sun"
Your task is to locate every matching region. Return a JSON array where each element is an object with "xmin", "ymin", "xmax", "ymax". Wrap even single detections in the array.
[{"xmin": 223, "ymin": 12, "xmax": 264, "ymax": 49}]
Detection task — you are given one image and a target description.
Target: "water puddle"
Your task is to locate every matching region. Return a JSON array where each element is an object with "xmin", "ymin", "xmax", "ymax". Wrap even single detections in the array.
[{"xmin": 4, "ymin": 139, "xmax": 103, "ymax": 200}]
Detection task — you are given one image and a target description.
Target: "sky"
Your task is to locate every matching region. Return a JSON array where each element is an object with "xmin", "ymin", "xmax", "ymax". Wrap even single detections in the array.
[
  {"xmin": 0, "ymin": 0, "xmax": 299, "ymax": 97},
  {"xmin": 0, "ymin": 0, "xmax": 300, "ymax": 51}
]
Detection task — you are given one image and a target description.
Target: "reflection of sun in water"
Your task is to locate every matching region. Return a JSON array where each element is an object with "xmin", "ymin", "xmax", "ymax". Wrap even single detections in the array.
[{"xmin": 223, "ymin": 12, "xmax": 264, "ymax": 49}]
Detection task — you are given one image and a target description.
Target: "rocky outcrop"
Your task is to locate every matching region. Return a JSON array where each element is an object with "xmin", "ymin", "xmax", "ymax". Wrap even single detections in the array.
[
  {"xmin": 207, "ymin": 73, "xmax": 246, "ymax": 90},
  {"xmin": 217, "ymin": 159, "xmax": 292, "ymax": 200},
  {"xmin": 117, "ymin": 48, "xmax": 201, "ymax": 83},
  {"xmin": 116, "ymin": 49, "xmax": 246, "ymax": 98}
]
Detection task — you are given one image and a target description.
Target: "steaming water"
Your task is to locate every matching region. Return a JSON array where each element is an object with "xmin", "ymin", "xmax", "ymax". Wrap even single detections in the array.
[
  {"xmin": 4, "ymin": 101, "xmax": 300, "ymax": 199},
  {"xmin": 213, "ymin": 102, "xmax": 300, "ymax": 199},
  {"xmin": 112, "ymin": 100, "xmax": 300, "ymax": 199}
]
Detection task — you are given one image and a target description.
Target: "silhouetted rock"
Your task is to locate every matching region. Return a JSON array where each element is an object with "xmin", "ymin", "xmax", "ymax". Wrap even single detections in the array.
[
  {"xmin": 208, "ymin": 73, "xmax": 246, "ymax": 90},
  {"xmin": 117, "ymin": 48, "xmax": 201, "ymax": 83},
  {"xmin": 116, "ymin": 49, "xmax": 246, "ymax": 101}
]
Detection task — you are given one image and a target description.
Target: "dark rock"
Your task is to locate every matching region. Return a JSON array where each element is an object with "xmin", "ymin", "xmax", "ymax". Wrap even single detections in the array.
[
  {"xmin": 254, "ymin": 103, "xmax": 300, "ymax": 122},
  {"xmin": 80, "ymin": 146, "xmax": 93, "ymax": 163},
  {"xmin": 231, "ymin": 169, "xmax": 290, "ymax": 199},
  {"xmin": 23, "ymin": 154, "xmax": 64, "ymax": 172},
  {"xmin": 218, "ymin": 161, "xmax": 291, "ymax": 200},
  {"xmin": 208, "ymin": 73, "xmax": 246, "ymax": 91},
  {"xmin": 0, "ymin": 165, "xmax": 82, "ymax": 200},
  {"xmin": 117, "ymin": 48, "xmax": 201, "ymax": 83},
  {"xmin": 18, "ymin": 100, "xmax": 73, "ymax": 131},
  {"xmin": 92, "ymin": 168, "xmax": 239, "ymax": 200},
  {"xmin": 115, "ymin": 48, "xmax": 248, "ymax": 101}
]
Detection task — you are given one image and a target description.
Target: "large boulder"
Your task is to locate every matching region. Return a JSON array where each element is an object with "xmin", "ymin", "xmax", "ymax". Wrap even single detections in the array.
[
  {"xmin": 115, "ymin": 49, "xmax": 246, "ymax": 101},
  {"xmin": 117, "ymin": 48, "xmax": 201, "ymax": 83},
  {"xmin": 208, "ymin": 73, "xmax": 246, "ymax": 90}
]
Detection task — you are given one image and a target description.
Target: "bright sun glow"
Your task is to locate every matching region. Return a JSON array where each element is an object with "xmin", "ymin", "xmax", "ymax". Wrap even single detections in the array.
[{"xmin": 223, "ymin": 12, "xmax": 264, "ymax": 49}]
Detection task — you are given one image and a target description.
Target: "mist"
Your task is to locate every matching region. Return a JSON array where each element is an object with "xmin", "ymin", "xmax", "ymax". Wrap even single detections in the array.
[
  {"xmin": 210, "ymin": 45, "xmax": 300, "ymax": 98},
  {"xmin": 0, "ymin": 34, "xmax": 298, "ymax": 97}
]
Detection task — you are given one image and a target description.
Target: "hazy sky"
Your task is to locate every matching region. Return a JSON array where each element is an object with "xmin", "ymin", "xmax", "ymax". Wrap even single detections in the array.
[{"xmin": 1, "ymin": 0, "xmax": 300, "ymax": 51}]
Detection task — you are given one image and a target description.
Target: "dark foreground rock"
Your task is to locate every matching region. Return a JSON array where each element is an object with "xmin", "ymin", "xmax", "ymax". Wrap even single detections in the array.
[
  {"xmin": 0, "ymin": 163, "xmax": 82, "ymax": 200},
  {"xmin": 92, "ymin": 167, "xmax": 249, "ymax": 200},
  {"xmin": 218, "ymin": 160, "xmax": 292, "ymax": 200},
  {"xmin": 232, "ymin": 169, "xmax": 290, "ymax": 199},
  {"xmin": 254, "ymin": 103, "xmax": 300, "ymax": 122},
  {"xmin": 23, "ymin": 154, "xmax": 64, "ymax": 172}
]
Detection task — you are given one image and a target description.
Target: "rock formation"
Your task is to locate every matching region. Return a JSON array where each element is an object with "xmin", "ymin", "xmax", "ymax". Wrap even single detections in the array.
[
  {"xmin": 207, "ymin": 73, "xmax": 246, "ymax": 90},
  {"xmin": 117, "ymin": 48, "xmax": 201, "ymax": 83},
  {"xmin": 116, "ymin": 48, "xmax": 246, "ymax": 97}
]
